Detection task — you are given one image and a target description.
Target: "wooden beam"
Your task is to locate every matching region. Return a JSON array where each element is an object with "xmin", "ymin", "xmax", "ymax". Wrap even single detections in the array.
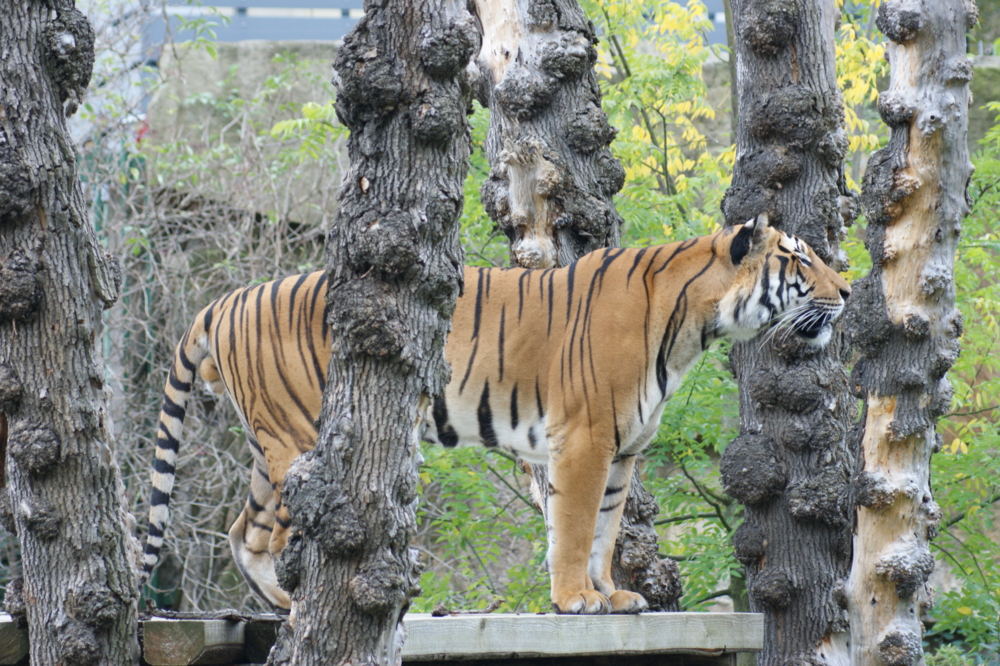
[
  {"xmin": 0, "ymin": 612, "xmax": 762, "ymax": 666},
  {"xmin": 142, "ymin": 619, "xmax": 244, "ymax": 666},
  {"xmin": 401, "ymin": 613, "xmax": 762, "ymax": 661},
  {"xmin": 0, "ymin": 615, "xmax": 26, "ymax": 665}
]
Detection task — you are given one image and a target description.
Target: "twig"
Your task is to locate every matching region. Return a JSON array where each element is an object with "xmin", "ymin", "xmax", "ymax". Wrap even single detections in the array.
[
  {"xmin": 431, "ymin": 598, "xmax": 505, "ymax": 617},
  {"xmin": 655, "ymin": 512, "xmax": 720, "ymax": 526},
  {"xmin": 141, "ymin": 601, "xmax": 285, "ymax": 622}
]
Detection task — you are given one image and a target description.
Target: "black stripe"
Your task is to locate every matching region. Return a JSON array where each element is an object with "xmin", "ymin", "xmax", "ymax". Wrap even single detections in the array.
[
  {"xmin": 565, "ymin": 261, "xmax": 576, "ymax": 323},
  {"xmin": 656, "ymin": 343, "xmax": 670, "ymax": 396},
  {"xmin": 535, "ymin": 379, "xmax": 544, "ymax": 417},
  {"xmin": 248, "ymin": 493, "xmax": 266, "ymax": 513},
  {"xmin": 600, "ymin": 501, "xmax": 623, "ymax": 513},
  {"xmin": 247, "ymin": 436, "xmax": 264, "ymax": 455},
  {"xmin": 510, "ymin": 384, "xmax": 519, "ymax": 430},
  {"xmin": 288, "ymin": 273, "xmax": 311, "ymax": 328},
  {"xmin": 254, "ymin": 464, "xmax": 271, "ymax": 483},
  {"xmin": 498, "ymin": 304, "xmax": 506, "ymax": 382},
  {"xmin": 153, "ymin": 458, "xmax": 175, "ymax": 475},
  {"xmin": 760, "ymin": 256, "xmax": 775, "ymax": 307},
  {"xmin": 202, "ymin": 300, "xmax": 217, "ymax": 332},
  {"xmin": 478, "ymin": 382, "xmax": 498, "ymax": 447},
  {"xmin": 567, "ymin": 296, "xmax": 583, "ymax": 383},
  {"xmin": 472, "ymin": 267, "xmax": 485, "ymax": 340},
  {"xmin": 150, "ymin": 488, "xmax": 171, "ymax": 507},
  {"xmin": 527, "ymin": 426, "xmax": 538, "ymax": 449},
  {"xmin": 605, "ymin": 485, "xmax": 625, "ymax": 496},
  {"xmin": 611, "ymin": 388, "xmax": 621, "ymax": 452},
  {"xmin": 653, "ymin": 239, "xmax": 698, "ymax": 276},
  {"xmin": 177, "ymin": 348, "xmax": 196, "ymax": 374},
  {"xmin": 147, "ymin": 523, "xmax": 164, "ymax": 538},
  {"xmin": 249, "ymin": 520, "xmax": 273, "ymax": 533},
  {"xmin": 433, "ymin": 397, "xmax": 459, "ymax": 447},
  {"xmin": 161, "ymin": 397, "xmax": 185, "ymax": 420},
  {"xmin": 156, "ymin": 431, "xmax": 179, "ymax": 452},
  {"xmin": 626, "ymin": 248, "xmax": 648, "ymax": 284},
  {"xmin": 657, "ymin": 253, "xmax": 718, "ymax": 396},
  {"xmin": 518, "ymin": 270, "xmax": 531, "ymax": 323},
  {"xmin": 304, "ymin": 275, "xmax": 329, "ymax": 394},
  {"xmin": 168, "ymin": 372, "xmax": 191, "ymax": 393},
  {"xmin": 547, "ymin": 270, "xmax": 555, "ymax": 335},
  {"xmin": 274, "ymin": 514, "xmax": 291, "ymax": 528},
  {"xmin": 458, "ymin": 339, "xmax": 479, "ymax": 395}
]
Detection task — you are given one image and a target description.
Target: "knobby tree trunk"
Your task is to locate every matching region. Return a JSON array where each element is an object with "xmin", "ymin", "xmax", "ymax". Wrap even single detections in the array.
[
  {"xmin": 0, "ymin": 2, "xmax": 138, "ymax": 665},
  {"xmin": 843, "ymin": 2, "xmax": 976, "ymax": 664},
  {"xmin": 266, "ymin": 2, "xmax": 475, "ymax": 665},
  {"xmin": 471, "ymin": 0, "xmax": 682, "ymax": 611},
  {"xmin": 719, "ymin": 0, "xmax": 858, "ymax": 663}
]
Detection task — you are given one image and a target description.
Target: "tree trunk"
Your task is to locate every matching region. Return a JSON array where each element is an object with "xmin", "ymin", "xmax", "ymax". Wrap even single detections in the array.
[
  {"xmin": 265, "ymin": 1, "xmax": 475, "ymax": 665},
  {"xmin": 0, "ymin": 2, "xmax": 138, "ymax": 665},
  {"xmin": 719, "ymin": 1, "xmax": 858, "ymax": 663},
  {"xmin": 471, "ymin": 0, "xmax": 682, "ymax": 611},
  {"xmin": 843, "ymin": 2, "xmax": 976, "ymax": 664}
]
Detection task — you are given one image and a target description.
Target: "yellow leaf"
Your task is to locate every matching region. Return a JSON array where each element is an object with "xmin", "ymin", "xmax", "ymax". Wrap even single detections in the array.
[{"xmin": 957, "ymin": 606, "xmax": 973, "ymax": 615}]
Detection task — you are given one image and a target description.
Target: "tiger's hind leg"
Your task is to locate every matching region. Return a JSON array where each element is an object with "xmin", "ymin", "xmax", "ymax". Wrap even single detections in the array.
[
  {"xmin": 588, "ymin": 454, "xmax": 648, "ymax": 613},
  {"xmin": 228, "ymin": 460, "xmax": 291, "ymax": 609}
]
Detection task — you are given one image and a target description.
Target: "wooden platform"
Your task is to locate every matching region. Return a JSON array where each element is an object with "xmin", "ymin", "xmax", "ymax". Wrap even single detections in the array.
[{"xmin": 0, "ymin": 612, "xmax": 762, "ymax": 665}]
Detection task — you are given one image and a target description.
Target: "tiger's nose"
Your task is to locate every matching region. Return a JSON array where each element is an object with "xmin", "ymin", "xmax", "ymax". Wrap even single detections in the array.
[{"xmin": 839, "ymin": 286, "xmax": 851, "ymax": 300}]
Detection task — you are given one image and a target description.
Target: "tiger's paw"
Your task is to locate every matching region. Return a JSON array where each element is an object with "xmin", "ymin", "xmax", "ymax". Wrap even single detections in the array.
[
  {"xmin": 609, "ymin": 590, "xmax": 648, "ymax": 614},
  {"xmin": 552, "ymin": 590, "xmax": 611, "ymax": 614}
]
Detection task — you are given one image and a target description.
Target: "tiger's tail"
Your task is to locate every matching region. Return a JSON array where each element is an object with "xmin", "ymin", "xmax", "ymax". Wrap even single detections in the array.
[{"xmin": 140, "ymin": 314, "xmax": 215, "ymax": 585}]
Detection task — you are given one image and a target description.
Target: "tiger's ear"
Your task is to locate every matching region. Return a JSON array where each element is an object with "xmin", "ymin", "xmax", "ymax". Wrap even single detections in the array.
[{"xmin": 729, "ymin": 213, "xmax": 769, "ymax": 266}]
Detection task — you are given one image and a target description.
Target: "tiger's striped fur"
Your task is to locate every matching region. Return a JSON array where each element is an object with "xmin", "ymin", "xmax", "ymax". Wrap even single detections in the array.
[{"xmin": 142, "ymin": 214, "xmax": 850, "ymax": 614}]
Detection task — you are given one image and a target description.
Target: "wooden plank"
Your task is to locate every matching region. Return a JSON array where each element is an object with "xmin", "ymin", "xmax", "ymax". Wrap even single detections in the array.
[
  {"xmin": 0, "ymin": 615, "xmax": 27, "ymax": 665},
  {"xmin": 142, "ymin": 619, "xmax": 245, "ymax": 666},
  {"xmin": 408, "ymin": 656, "xmax": 736, "ymax": 666},
  {"xmin": 401, "ymin": 613, "xmax": 763, "ymax": 661},
  {"xmin": 0, "ymin": 612, "xmax": 760, "ymax": 665},
  {"xmin": 244, "ymin": 617, "xmax": 283, "ymax": 664}
]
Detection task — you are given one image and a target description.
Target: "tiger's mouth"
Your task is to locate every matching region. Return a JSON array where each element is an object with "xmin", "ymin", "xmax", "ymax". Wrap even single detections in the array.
[{"xmin": 790, "ymin": 305, "xmax": 841, "ymax": 344}]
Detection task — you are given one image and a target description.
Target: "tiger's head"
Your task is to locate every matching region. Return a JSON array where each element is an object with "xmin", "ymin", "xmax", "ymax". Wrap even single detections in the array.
[{"xmin": 715, "ymin": 213, "xmax": 851, "ymax": 347}]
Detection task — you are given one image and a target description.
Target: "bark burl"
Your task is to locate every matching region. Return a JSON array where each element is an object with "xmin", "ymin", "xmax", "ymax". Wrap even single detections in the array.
[
  {"xmin": 266, "ymin": 1, "xmax": 475, "ymax": 664},
  {"xmin": 470, "ymin": 0, "xmax": 681, "ymax": 611},
  {"xmin": 0, "ymin": 1, "xmax": 138, "ymax": 665},
  {"xmin": 720, "ymin": 0, "xmax": 857, "ymax": 663},
  {"xmin": 843, "ymin": 2, "xmax": 976, "ymax": 664}
]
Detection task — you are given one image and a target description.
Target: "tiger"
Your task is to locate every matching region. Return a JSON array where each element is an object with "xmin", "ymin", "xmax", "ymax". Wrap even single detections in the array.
[{"xmin": 141, "ymin": 213, "xmax": 850, "ymax": 614}]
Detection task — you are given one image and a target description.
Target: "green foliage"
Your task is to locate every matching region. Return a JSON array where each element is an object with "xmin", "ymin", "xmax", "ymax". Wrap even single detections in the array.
[
  {"xmin": 411, "ymin": 446, "xmax": 548, "ymax": 613},
  {"xmin": 644, "ymin": 347, "xmax": 742, "ymax": 609},
  {"xmin": 583, "ymin": 0, "xmax": 733, "ymax": 244},
  {"xmin": 926, "ymin": 644, "xmax": 979, "ymax": 666},
  {"xmin": 460, "ymin": 104, "xmax": 510, "ymax": 268},
  {"xmin": 924, "ymin": 103, "xmax": 1000, "ymax": 659}
]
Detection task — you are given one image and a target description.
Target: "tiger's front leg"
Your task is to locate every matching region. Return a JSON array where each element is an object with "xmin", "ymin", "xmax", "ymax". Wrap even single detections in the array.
[
  {"xmin": 587, "ymin": 453, "xmax": 648, "ymax": 613},
  {"xmin": 546, "ymin": 428, "xmax": 647, "ymax": 614}
]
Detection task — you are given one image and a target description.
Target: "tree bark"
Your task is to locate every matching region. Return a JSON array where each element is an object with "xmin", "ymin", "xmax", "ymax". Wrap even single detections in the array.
[
  {"xmin": 471, "ymin": 0, "xmax": 682, "ymax": 611},
  {"xmin": 0, "ymin": 2, "xmax": 138, "ymax": 665},
  {"xmin": 843, "ymin": 2, "xmax": 976, "ymax": 664},
  {"xmin": 719, "ymin": 1, "xmax": 858, "ymax": 663},
  {"xmin": 266, "ymin": 1, "xmax": 475, "ymax": 665},
  {"xmin": 724, "ymin": 0, "xmax": 739, "ymax": 142}
]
